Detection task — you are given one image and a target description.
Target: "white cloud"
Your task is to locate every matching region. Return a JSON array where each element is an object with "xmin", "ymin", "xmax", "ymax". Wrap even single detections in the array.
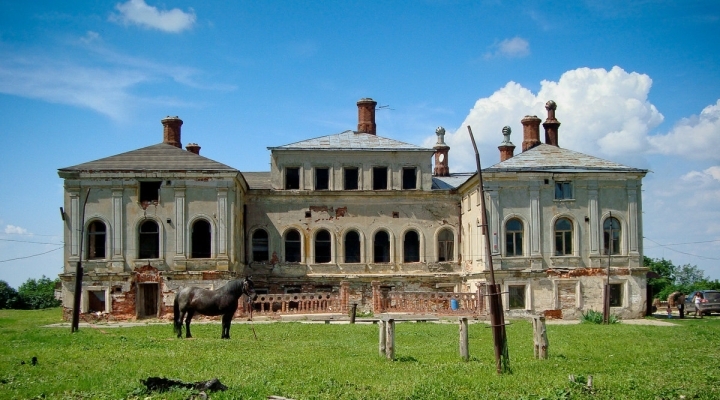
[
  {"xmin": 648, "ymin": 100, "xmax": 720, "ymax": 161},
  {"xmin": 110, "ymin": 0, "xmax": 196, "ymax": 33},
  {"xmin": 485, "ymin": 37, "xmax": 530, "ymax": 59},
  {"xmin": 5, "ymin": 225, "xmax": 29, "ymax": 235},
  {"xmin": 429, "ymin": 66, "xmax": 664, "ymax": 172}
]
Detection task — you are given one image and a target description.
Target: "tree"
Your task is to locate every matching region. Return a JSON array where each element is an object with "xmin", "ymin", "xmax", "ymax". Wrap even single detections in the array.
[
  {"xmin": 674, "ymin": 264, "xmax": 706, "ymax": 288},
  {"xmin": 17, "ymin": 276, "xmax": 61, "ymax": 310},
  {"xmin": 0, "ymin": 280, "xmax": 20, "ymax": 309},
  {"xmin": 645, "ymin": 256, "xmax": 677, "ymax": 300}
]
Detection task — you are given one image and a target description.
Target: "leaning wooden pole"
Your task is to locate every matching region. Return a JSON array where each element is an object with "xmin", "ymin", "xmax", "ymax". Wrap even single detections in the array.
[
  {"xmin": 467, "ymin": 126, "xmax": 509, "ymax": 374},
  {"xmin": 71, "ymin": 188, "xmax": 91, "ymax": 333}
]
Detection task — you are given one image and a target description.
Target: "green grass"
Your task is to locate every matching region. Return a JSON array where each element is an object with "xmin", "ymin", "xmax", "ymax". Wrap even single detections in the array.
[{"xmin": 1, "ymin": 309, "xmax": 719, "ymax": 399}]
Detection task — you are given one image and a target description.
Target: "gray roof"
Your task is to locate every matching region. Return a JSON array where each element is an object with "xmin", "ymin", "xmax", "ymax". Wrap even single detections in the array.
[
  {"xmin": 241, "ymin": 172, "xmax": 272, "ymax": 189},
  {"xmin": 59, "ymin": 143, "xmax": 238, "ymax": 173},
  {"xmin": 485, "ymin": 144, "xmax": 647, "ymax": 173},
  {"xmin": 268, "ymin": 130, "xmax": 433, "ymax": 152},
  {"xmin": 432, "ymin": 173, "xmax": 474, "ymax": 190}
]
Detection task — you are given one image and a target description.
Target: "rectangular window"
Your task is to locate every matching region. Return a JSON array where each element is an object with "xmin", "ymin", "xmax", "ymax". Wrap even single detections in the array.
[
  {"xmin": 372, "ymin": 167, "xmax": 388, "ymax": 190},
  {"xmin": 402, "ymin": 167, "xmax": 417, "ymax": 190},
  {"xmin": 315, "ymin": 168, "xmax": 329, "ymax": 190},
  {"xmin": 609, "ymin": 283, "xmax": 623, "ymax": 307},
  {"xmin": 509, "ymin": 285, "xmax": 526, "ymax": 309},
  {"xmin": 139, "ymin": 181, "xmax": 162, "ymax": 203},
  {"xmin": 285, "ymin": 167, "xmax": 300, "ymax": 190},
  {"xmin": 555, "ymin": 181, "xmax": 573, "ymax": 200},
  {"xmin": 344, "ymin": 167, "xmax": 359, "ymax": 190}
]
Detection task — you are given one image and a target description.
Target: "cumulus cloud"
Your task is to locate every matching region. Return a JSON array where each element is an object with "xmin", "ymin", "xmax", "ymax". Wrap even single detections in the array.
[
  {"xmin": 427, "ymin": 66, "xmax": 664, "ymax": 171},
  {"xmin": 648, "ymin": 100, "xmax": 720, "ymax": 161},
  {"xmin": 5, "ymin": 225, "xmax": 29, "ymax": 235},
  {"xmin": 110, "ymin": 0, "xmax": 196, "ymax": 33},
  {"xmin": 485, "ymin": 37, "xmax": 530, "ymax": 59}
]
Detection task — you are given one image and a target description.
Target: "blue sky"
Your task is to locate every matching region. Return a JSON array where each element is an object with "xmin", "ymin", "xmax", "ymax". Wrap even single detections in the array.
[{"xmin": 1, "ymin": 0, "xmax": 719, "ymax": 288}]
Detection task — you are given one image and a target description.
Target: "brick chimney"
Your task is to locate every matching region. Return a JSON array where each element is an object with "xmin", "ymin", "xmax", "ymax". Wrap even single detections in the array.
[
  {"xmin": 543, "ymin": 100, "xmax": 561, "ymax": 147},
  {"xmin": 433, "ymin": 127, "xmax": 450, "ymax": 176},
  {"xmin": 498, "ymin": 126, "xmax": 516, "ymax": 162},
  {"xmin": 161, "ymin": 116, "xmax": 183, "ymax": 148},
  {"xmin": 357, "ymin": 98, "xmax": 377, "ymax": 135},
  {"xmin": 521, "ymin": 115, "xmax": 541, "ymax": 152},
  {"xmin": 185, "ymin": 143, "xmax": 201, "ymax": 155}
]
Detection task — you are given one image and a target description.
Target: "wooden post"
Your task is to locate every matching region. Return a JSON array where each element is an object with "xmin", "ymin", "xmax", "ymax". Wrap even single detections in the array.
[
  {"xmin": 532, "ymin": 316, "xmax": 549, "ymax": 359},
  {"xmin": 350, "ymin": 303, "xmax": 357, "ymax": 324},
  {"xmin": 379, "ymin": 319, "xmax": 386, "ymax": 356},
  {"xmin": 459, "ymin": 317, "xmax": 469, "ymax": 361},
  {"xmin": 385, "ymin": 318, "xmax": 395, "ymax": 360}
]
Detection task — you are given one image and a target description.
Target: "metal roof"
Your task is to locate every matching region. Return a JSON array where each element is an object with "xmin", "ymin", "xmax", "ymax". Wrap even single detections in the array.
[
  {"xmin": 241, "ymin": 172, "xmax": 272, "ymax": 190},
  {"xmin": 432, "ymin": 173, "xmax": 474, "ymax": 190},
  {"xmin": 485, "ymin": 144, "xmax": 647, "ymax": 173},
  {"xmin": 58, "ymin": 143, "xmax": 238, "ymax": 173},
  {"xmin": 268, "ymin": 130, "xmax": 433, "ymax": 152}
]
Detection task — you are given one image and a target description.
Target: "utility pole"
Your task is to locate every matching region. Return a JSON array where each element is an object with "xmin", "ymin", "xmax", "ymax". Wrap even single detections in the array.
[
  {"xmin": 603, "ymin": 212, "xmax": 613, "ymax": 324},
  {"xmin": 71, "ymin": 188, "xmax": 90, "ymax": 333},
  {"xmin": 468, "ymin": 126, "xmax": 509, "ymax": 374}
]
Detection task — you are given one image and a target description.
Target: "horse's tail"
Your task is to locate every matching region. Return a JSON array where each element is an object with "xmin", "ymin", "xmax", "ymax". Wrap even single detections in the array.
[{"xmin": 173, "ymin": 295, "xmax": 182, "ymax": 337}]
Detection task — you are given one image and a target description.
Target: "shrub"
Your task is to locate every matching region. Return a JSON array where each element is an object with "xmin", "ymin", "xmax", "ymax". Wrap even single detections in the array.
[
  {"xmin": 0, "ymin": 280, "xmax": 20, "ymax": 309},
  {"xmin": 580, "ymin": 309, "xmax": 619, "ymax": 324},
  {"xmin": 17, "ymin": 276, "xmax": 61, "ymax": 310}
]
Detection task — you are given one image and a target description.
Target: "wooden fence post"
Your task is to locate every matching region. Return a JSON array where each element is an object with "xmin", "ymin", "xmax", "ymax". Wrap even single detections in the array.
[
  {"xmin": 532, "ymin": 315, "xmax": 549, "ymax": 359},
  {"xmin": 459, "ymin": 317, "xmax": 469, "ymax": 361},
  {"xmin": 385, "ymin": 318, "xmax": 395, "ymax": 360},
  {"xmin": 379, "ymin": 319, "xmax": 386, "ymax": 356}
]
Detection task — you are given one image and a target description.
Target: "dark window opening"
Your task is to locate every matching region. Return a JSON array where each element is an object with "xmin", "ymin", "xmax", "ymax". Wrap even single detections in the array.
[
  {"xmin": 505, "ymin": 218, "xmax": 523, "ymax": 257},
  {"xmin": 88, "ymin": 290, "xmax": 105, "ymax": 313},
  {"xmin": 87, "ymin": 220, "xmax": 106, "ymax": 259},
  {"xmin": 603, "ymin": 217, "xmax": 621, "ymax": 255},
  {"xmin": 138, "ymin": 220, "xmax": 159, "ymax": 259},
  {"xmin": 438, "ymin": 229, "xmax": 454, "ymax": 262},
  {"xmin": 373, "ymin": 167, "xmax": 388, "ymax": 190},
  {"xmin": 315, "ymin": 285, "xmax": 333, "ymax": 293},
  {"xmin": 285, "ymin": 167, "xmax": 300, "ymax": 190},
  {"xmin": 509, "ymin": 285, "xmax": 525, "ymax": 309},
  {"xmin": 191, "ymin": 219, "xmax": 211, "ymax": 258},
  {"xmin": 403, "ymin": 231, "xmax": 420, "ymax": 263},
  {"xmin": 609, "ymin": 283, "xmax": 623, "ymax": 307},
  {"xmin": 315, "ymin": 229, "xmax": 332, "ymax": 263},
  {"xmin": 373, "ymin": 231, "xmax": 390, "ymax": 263},
  {"xmin": 252, "ymin": 230, "xmax": 269, "ymax": 262},
  {"xmin": 285, "ymin": 229, "xmax": 301, "ymax": 263},
  {"xmin": 402, "ymin": 167, "xmax": 416, "ymax": 189},
  {"xmin": 344, "ymin": 167, "xmax": 359, "ymax": 190},
  {"xmin": 344, "ymin": 231, "xmax": 361, "ymax": 263},
  {"xmin": 555, "ymin": 181, "xmax": 573, "ymax": 200},
  {"xmin": 554, "ymin": 218, "xmax": 573, "ymax": 256},
  {"xmin": 315, "ymin": 168, "xmax": 329, "ymax": 190},
  {"xmin": 139, "ymin": 181, "xmax": 162, "ymax": 203}
]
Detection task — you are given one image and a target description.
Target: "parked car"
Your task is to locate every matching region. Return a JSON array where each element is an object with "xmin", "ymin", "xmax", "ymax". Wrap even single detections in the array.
[{"xmin": 684, "ymin": 290, "xmax": 720, "ymax": 315}]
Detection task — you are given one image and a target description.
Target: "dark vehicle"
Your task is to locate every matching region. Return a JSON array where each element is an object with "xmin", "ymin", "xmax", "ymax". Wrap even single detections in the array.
[{"xmin": 685, "ymin": 290, "xmax": 720, "ymax": 315}]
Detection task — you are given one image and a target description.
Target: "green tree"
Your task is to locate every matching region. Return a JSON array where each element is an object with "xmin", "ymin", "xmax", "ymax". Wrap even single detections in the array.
[
  {"xmin": 0, "ymin": 280, "xmax": 20, "ymax": 309},
  {"xmin": 644, "ymin": 256, "xmax": 677, "ymax": 300},
  {"xmin": 17, "ymin": 276, "xmax": 61, "ymax": 310},
  {"xmin": 674, "ymin": 264, "xmax": 706, "ymax": 288}
]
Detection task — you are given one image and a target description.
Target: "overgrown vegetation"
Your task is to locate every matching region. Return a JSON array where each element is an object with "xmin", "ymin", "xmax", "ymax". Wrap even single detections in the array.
[
  {"xmin": 0, "ymin": 276, "xmax": 60, "ymax": 310},
  {"xmin": 580, "ymin": 309, "xmax": 619, "ymax": 324},
  {"xmin": 1, "ymin": 308, "xmax": 719, "ymax": 399},
  {"xmin": 645, "ymin": 256, "xmax": 720, "ymax": 301}
]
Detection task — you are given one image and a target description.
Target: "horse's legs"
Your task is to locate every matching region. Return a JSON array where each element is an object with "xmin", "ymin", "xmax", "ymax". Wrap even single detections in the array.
[
  {"xmin": 221, "ymin": 313, "xmax": 232, "ymax": 339},
  {"xmin": 185, "ymin": 311, "xmax": 195, "ymax": 338},
  {"xmin": 177, "ymin": 311, "xmax": 186, "ymax": 338}
]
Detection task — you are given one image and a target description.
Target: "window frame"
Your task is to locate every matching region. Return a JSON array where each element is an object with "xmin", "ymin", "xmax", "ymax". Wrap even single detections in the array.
[
  {"xmin": 609, "ymin": 283, "xmax": 623, "ymax": 307},
  {"xmin": 554, "ymin": 217, "xmax": 573, "ymax": 256},
  {"xmin": 251, "ymin": 229, "xmax": 269, "ymax": 262},
  {"xmin": 373, "ymin": 230, "xmax": 391, "ymax": 263},
  {"xmin": 285, "ymin": 167, "xmax": 300, "ymax": 190},
  {"xmin": 314, "ymin": 229, "xmax": 332, "ymax": 264},
  {"xmin": 344, "ymin": 230, "xmax": 361, "ymax": 263},
  {"xmin": 315, "ymin": 167, "xmax": 330, "ymax": 191},
  {"xmin": 603, "ymin": 216, "xmax": 621, "ymax": 255},
  {"xmin": 284, "ymin": 229, "xmax": 302, "ymax": 263},
  {"xmin": 508, "ymin": 285, "xmax": 527, "ymax": 310},
  {"xmin": 138, "ymin": 220, "xmax": 160, "ymax": 259},
  {"xmin": 190, "ymin": 219, "xmax": 212, "ymax": 259},
  {"xmin": 402, "ymin": 167, "xmax": 417, "ymax": 190},
  {"xmin": 343, "ymin": 167, "xmax": 359, "ymax": 190},
  {"xmin": 403, "ymin": 230, "xmax": 420, "ymax": 263},
  {"xmin": 372, "ymin": 166, "xmax": 388, "ymax": 190},
  {"xmin": 86, "ymin": 220, "xmax": 107, "ymax": 260},
  {"xmin": 437, "ymin": 229, "xmax": 454, "ymax": 262},
  {"xmin": 139, "ymin": 181, "xmax": 162, "ymax": 204},
  {"xmin": 505, "ymin": 218, "xmax": 523, "ymax": 257},
  {"xmin": 554, "ymin": 181, "xmax": 573, "ymax": 200}
]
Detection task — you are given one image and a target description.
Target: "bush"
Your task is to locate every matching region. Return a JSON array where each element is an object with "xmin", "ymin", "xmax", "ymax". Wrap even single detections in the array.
[
  {"xmin": 0, "ymin": 280, "xmax": 20, "ymax": 309},
  {"xmin": 17, "ymin": 276, "xmax": 61, "ymax": 310},
  {"xmin": 580, "ymin": 309, "xmax": 619, "ymax": 324}
]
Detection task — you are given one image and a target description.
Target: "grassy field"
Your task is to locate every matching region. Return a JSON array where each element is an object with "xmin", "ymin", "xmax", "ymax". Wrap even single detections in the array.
[{"xmin": 0, "ymin": 309, "xmax": 718, "ymax": 399}]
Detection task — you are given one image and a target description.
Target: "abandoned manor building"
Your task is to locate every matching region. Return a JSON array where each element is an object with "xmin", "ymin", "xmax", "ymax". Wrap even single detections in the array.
[{"xmin": 57, "ymin": 98, "xmax": 649, "ymax": 320}]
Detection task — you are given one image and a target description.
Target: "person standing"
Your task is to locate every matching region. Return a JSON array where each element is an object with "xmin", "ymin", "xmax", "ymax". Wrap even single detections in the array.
[{"xmin": 692, "ymin": 291, "xmax": 704, "ymax": 318}]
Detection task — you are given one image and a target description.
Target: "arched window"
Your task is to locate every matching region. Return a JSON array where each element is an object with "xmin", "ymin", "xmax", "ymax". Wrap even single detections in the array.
[
  {"xmin": 252, "ymin": 229, "xmax": 269, "ymax": 262},
  {"xmin": 315, "ymin": 229, "xmax": 332, "ymax": 263},
  {"xmin": 87, "ymin": 220, "xmax": 106, "ymax": 259},
  {"xmin": 505, "ymin": 218, "xmax": 523, "ymax": 257},
  {"xmin": 554, "ymin": 218, "xmax": 573, "ymax": 256},
  {"xmin": 437, "ymin": 229, "xmax": 454, "ymax": 262},
  {"xmin": 285, "ymin": 229, "xmax": 301, "ymax": 263},
  {"xmin": 603, "ymin": 217, "xmax": 621, "ymax": 255},
  {"xmin": 373, "ymin": 231, "xmax": 390, "ymax": 263},
  {"xmin": 344, "ymin": 231, "xmax": 361, "ymax": 263},
  {"xmin": 403, "ymin": 231, "xmax": 420, "ymax": 263},
  {"xmin": 191, "ymin": 219, "xmax": 211, "ymax": 258},
  {"xmin": 138, "ymin": 220, "xmax": 159, "ymax": 259}
]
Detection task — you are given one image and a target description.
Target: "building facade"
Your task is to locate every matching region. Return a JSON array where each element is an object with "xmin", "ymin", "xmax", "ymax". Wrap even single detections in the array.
[{"xmin": 58, "ymin": 99, "xmax": 648, "ymax": 320}]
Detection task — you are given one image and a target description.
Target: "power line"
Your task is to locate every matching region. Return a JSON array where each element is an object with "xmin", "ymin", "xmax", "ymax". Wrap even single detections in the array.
[
  {"xmin": 643, "ymin": 237, "xmax": 720, "ymax": 261},
  {"xmin": 0, "ymin": 238, "xmax": 64, "ymax": 245},
  {"xmin": 0, "ymin": 246, "xmax": 64, "ymax": 263}
]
